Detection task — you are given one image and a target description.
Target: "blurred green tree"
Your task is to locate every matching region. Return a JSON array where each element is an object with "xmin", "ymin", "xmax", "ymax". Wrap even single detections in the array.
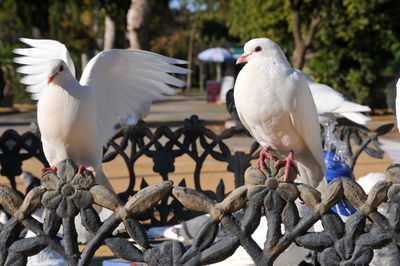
[
  {"xmin": 149, "ymin": 0, "xmax": 236, "ymax": 92},
  {"xmin": 0, "ymin": 0, "xmax": 31, "ymax": 103},
  {"xmin": 227, "ymin": 0, "xmax": 400, "ymax": 108},
  {"xmin": 308, "ymin": 0, "xmax": 400, "ymax": 108},
  {"xmin": 1, "ymin": 0, "xmax": 399, "ymax": 107}
]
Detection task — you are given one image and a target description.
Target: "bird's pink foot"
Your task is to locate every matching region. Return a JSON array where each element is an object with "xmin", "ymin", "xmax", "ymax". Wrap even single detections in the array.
[
  {"xmin": 78, "ymin": 165, "xmax": 86, "ymax": 174},
  {"xmin": 258, "ymin": 148, "xmax": 275, "ymax": 170},
  {"xmin": 87, "ymin": 167, "xmax": 96, "ymax": 176},
  {"xmin": 41, "ymin": 166, "xmax": 57, "ymax": 173},
  {"xmin": 274, "ymin": 151, "xmax": 299, "ymax": 182},
  {"xmin": 78, "ymin": 165, "xmax": 96, "ymax": 175}
]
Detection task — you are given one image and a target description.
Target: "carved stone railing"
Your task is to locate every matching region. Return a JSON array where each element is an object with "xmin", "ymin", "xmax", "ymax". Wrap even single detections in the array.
[
  {"xmin": 0, "ymin": 116, "xmax": 394, "ymax": 230},
  {"xmin": 0, "ymin": 154, "xmax": 399, "ymax": 266}
]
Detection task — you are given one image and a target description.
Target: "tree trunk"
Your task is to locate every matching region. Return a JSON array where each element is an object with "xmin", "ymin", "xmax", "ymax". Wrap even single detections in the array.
[
  {"xmin": 93, "ymin": 7, "xmax": 102, "ymax": 51},
  {"xmin": 289, "ymin": 0, "xmax": 325, "ymax": 69},
  {"xmin": 185, "ymin": 26, "xmax": 195, "ymax": 93},
  {"xmin": 81, "ymin": 53, "xmax": 89, "ymax": 70},
  {"xmin": 126, "ymin": 0, "xmax": 150, "ymax": 50},
  {"xmin": 291, "ymin": 42, "xmax": 306, "ymax": 70},
  {"xmin": 104, "ymin": 15, "xmax": 115, "ymax": 50},
  {"xmin": 31, "ymin": 27, "xmax": 42, "ymax": 38},
  {"xmin": 199, "ymin": 63, "xmax": 204, "ymax": 92}
]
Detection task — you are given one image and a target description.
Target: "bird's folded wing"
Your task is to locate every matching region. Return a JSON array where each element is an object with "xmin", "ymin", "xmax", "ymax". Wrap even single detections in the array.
[
  {"xmin": 13, "ymin": 38, "xmax": 76, "ymax": 100},
  {"xmin": 290, "ymin": 72, "xmax": 326, "ymax": 173},
  {"xmin": 79, "ymin": 49, "xmax": 188, "ymax": 146},
  {"xmin": 235, "ymin": 106, "xmax": 257, "ymax": 140},
  {"xmin": 308, "ymin": 83, "xmax": 344, "ymax": 115}
]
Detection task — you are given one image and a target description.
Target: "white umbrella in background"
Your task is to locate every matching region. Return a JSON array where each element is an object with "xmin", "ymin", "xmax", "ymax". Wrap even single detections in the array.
[
  {"xmin": 198, "ymin": 47, "xmax": 233, "ymax": 62},
  {"xmin": 198, "ymin": 47, "xmax": 234, "ymax": 82}
]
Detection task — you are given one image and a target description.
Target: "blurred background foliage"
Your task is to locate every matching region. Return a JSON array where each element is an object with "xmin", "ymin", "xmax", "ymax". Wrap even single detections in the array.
[{"xmin": 0, "ymin": 0, "xmax": 400, "ymax": 108}]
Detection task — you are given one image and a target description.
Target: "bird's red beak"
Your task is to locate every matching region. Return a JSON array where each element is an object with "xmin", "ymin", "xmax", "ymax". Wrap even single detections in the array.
[
  {"xmin": 47, "ymin": 75, "xmax": 55, "ymax": 84},
  {"xmin": 236, "ymin": 54, "xmax": 248, "ymax": 64}
]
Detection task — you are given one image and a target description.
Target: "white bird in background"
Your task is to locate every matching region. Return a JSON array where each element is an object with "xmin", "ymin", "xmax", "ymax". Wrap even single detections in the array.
[
  {"xmin": 396, "ymin": 77, "xmax": 400, "ymax": 132},
  {"xmin": 14, "ymin": 38, "xmax": 188, "ymax": 189},
  {"xmin": 234, "ymin": 38, "xmax": 326, "ymax": 188},
  {"xmin": 296, "ymin": 70, "xmax": 371, "ymax": 125}
]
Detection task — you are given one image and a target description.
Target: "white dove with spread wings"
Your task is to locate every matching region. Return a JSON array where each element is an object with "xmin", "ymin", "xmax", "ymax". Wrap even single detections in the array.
[{"xmin": 14, "ymin": 38, "xmax": 188, "ymax": 190}]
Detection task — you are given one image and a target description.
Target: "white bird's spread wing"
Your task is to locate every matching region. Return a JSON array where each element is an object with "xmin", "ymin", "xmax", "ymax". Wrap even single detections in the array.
[
  {"xmin": 79, "ymin": 49, "xmax": 188, "ymax": 146},
  {"xmin": 13, "ymin": 38, "xmax": 76, "ymax": 100},
  {"xmin": 289, "ymin": 71, "xmax": 326, "ymax": 172}
]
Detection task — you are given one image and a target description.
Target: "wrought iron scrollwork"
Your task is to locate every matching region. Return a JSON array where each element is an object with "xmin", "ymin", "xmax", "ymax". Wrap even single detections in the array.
[
  {"xmin": 0, "ymin": 115, "xmax": 397, "ymax": 265},
  {"xmin": 0, "ymin": 116, "xmax": 395, "ymax": 229},
  {"xmin": 327, "ymin": 118, "xmax": 394, "ymax": 170},
  {"xmin": 104, "ymin": 115, "xmax": 258, "ymax": 201},
  {"xmin": 0, "ymin": 127, "xmax": 47, "ymax": 190}
]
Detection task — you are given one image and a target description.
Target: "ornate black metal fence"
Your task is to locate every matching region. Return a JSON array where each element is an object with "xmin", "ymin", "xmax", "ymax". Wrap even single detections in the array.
[
  {"xmin": 0, "ymin": 116, "xmax": 394, "ymax": 226},
  {"xmin": 104, "ymin": 115, "xmax": 259, "ymax": 201},
  {"xmin": 0, "ymin": 115, "xmax": 396, "ymax": 265},
  {"xmin": 332, "ymin": 118, "xmax": 394, "ymax": 170}
]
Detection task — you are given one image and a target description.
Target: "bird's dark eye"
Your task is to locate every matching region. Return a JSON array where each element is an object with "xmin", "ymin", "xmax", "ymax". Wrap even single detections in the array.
[
  {"xmin": 255, "ymin": 46, "xmax": 262, "ymax": 52},
  {"xmin": 59, "ymin": 65, "xmax": 64, "ymax": 72}
]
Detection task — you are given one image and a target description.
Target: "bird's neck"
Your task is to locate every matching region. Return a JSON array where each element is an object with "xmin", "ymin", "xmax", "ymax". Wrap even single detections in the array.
[
  {"xmin": 47, "ymin": 77, "xmax": 83, "ymax": 98},
  {"xmin": 253, "ymin": 57, "xmax": 292, "ymax": 77}
]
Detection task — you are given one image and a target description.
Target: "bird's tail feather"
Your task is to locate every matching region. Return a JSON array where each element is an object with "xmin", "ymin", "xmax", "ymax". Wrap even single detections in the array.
[
  {"xmin": 90, "ymin": 166, "xmax": 124, "ymax": 236},
  {"xmin": 296, "ymin": 149, "xmax": 327, "ymax": 192},
  {"xmin": 340, "ymin": 112, "xmax": 371, "ymax": 125},
  {"xmin": 336, "ymin": 100, "xmax": 371, "ymax": 113}
]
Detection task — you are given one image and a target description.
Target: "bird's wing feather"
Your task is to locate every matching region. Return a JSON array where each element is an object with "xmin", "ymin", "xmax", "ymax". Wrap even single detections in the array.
[
  {"xmin": 235, "ymin": 104, "xmax": 257, "ymax": 139},
  {"xmin": 233, "ymin": 87, "xmax": 258, "ymax": 139},
  {"xmin": 13, "ymin": 38, "xmax": 76, "ymax": 100},
  {"xmin": 289, "ymin": 71, "xmax": 326, "ymax": 173},
  {"xmin": 79, "ymin": 49, "xmax": 188, "ymax": 146}
]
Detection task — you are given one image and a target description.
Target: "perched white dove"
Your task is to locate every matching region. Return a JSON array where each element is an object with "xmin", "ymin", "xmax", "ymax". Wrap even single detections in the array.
[
  {"xmin": 295, "ymin": 70, "xmax": 371, "ymax": 125},
  {"xmin": 234, "ymin": 38, "xmax": 326, "ymax": 188},
  {"xmin": 14, "ymin": 38, "xmax": 188, "ymax": 189}
]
